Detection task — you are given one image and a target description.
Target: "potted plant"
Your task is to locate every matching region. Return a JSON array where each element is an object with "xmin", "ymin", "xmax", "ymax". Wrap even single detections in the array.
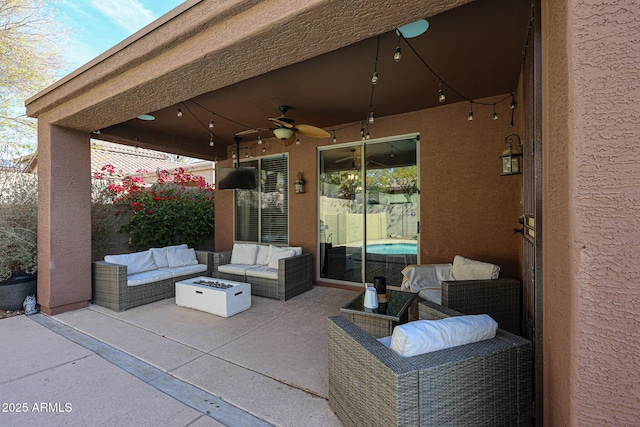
[{"xmin": 0, "ymin": 172, "xmax": 38, "ymax": 311}]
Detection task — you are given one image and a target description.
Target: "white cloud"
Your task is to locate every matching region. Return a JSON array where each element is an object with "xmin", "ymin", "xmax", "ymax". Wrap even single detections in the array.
[{"xmin": 91, "ymin": 0, "xmax": 157, "ymax": 34}]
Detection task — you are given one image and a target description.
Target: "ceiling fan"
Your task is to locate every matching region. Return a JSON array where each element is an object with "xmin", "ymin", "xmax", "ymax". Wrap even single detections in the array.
[
  {"xmin": 236, "ymin": 105, "xmax": 330, "ymax": 146},
  {"xmin": 335, "ymin": 148, "xmax": 387, "ymax": 168}
]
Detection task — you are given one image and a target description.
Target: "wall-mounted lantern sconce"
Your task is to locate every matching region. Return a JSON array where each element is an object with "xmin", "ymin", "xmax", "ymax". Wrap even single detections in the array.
[
  {"xmin": 294, "ymin": 171, "xmax": 305, "ymax": 193},
  {"xmin": 500, "ymin": 133, "xmax": 523, "ymax": 175}
]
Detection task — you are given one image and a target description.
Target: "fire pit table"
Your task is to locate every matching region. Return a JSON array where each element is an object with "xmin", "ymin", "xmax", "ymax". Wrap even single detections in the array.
[{"xmin": 175, "ymin": 277, "xmax": 251, "ymax": 317}]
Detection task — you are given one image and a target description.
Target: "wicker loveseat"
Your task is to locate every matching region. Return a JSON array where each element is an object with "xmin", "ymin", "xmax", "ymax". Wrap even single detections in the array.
[
  {"xmin": 92, "ymin": 245, "xmax": 213, "ymax": 312},
  {"xmin": 401, "ymin": 257, "xmax": 522, "ymax": 334},
  {"xmin": 212, "ymin": 243, "xmax": 312, "ymax": 301},
  {"xmin": 328, "ymin": 300, "xmax": 532, "ymax": 427}
]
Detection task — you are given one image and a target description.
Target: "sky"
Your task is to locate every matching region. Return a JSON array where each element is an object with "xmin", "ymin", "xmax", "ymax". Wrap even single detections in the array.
[{"xmin": 54, "ymin": 0, "xmax": 186, "ymax": 73}]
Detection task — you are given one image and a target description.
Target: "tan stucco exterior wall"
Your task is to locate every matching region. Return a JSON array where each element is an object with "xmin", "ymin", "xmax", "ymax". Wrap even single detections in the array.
[
  {"xmin": 37, "ymin": 124, "xmax": 92, "ymax": 314},
  {"xmin": 543, "ymin": 0, "xmax": 640, "ymax": 425},
  {"xmin": 216, "ymin": 95, "xmax": 523, "ymax": 283}
]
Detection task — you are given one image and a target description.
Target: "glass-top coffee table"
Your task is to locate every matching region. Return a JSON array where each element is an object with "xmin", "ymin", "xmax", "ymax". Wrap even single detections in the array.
[{"xmin": 340, "ymin": 289, "xmax": 416, "ymax": 338}]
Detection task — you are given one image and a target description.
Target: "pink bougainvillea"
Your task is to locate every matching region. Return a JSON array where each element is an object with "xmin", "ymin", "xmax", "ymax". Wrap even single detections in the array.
[{"xmin": 98, "ymin": 166, "xmax": 215, "ymax": 250}]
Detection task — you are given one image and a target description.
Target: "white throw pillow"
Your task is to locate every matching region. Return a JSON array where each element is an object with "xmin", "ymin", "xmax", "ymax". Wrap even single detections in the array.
[
  {"xmin": 255, "ymin": 245, "xmax": 270, "ymax": 265},
  {"xmin": 390, "ymin": 315, "xmax": 498, "ymax": 357},
  {"xmin": 264, "ymin": 245, "xmax": 278, "ymax": 265},
  {"xmin": 166, "ymin": 247, "xmax": 199, "ymax": 268},
  {"xmin": 267, "ymin": 248, "xmax": 296, "ymax": 269},
  {"xmin": 150, "ymin": 244, "xmax": 188, "ymax": 268},
  {"xmin": 105, "ymin": 250, "xmax": 157, "ymax": 275},
  {"xmin": 284, "ymin": 246, "xmax": 303, "ymax": 256},
  {"xmin": 451, "ymin": 255, "xmax": 500, "ymax": 280},
  {"xmin": 231, "ymin": 243, "xmax": 259, "ymax": 265}
]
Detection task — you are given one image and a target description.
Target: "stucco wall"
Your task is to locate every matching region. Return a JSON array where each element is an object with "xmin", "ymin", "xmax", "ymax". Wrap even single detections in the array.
[
  {"xmin": 216, "ymin": 95, "xmax": 523, "ymax": 285},
  {"xmin": 543, "ymin": 0, "xmax": 640, "ymax": 425},
  {"xmin": 37, "ymin": 125, "xmax": 92, "ymax": 314}
]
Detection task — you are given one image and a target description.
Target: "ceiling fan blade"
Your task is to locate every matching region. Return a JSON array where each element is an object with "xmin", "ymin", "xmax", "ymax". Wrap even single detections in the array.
[
  {"xmin": 268, "ymin": 118, "xmax": 294, "ymax": 128},
  {"xmin": 281, "ymin": 134, "xmax": 296, "ymax": 147},
  {"xmin": 295, "ymin": 124, "xmax": 331, "ymax": 138},
  {"xmin": 335, "ymin": 156, "xmax": 353, "ymax": 163},
  {"xmin": 367, "ymin": 159, "xmax": 388, "ymax": 167},
  {"xmin": 236, "ymin": 128, "xmax": 264, "ymax": 136}
]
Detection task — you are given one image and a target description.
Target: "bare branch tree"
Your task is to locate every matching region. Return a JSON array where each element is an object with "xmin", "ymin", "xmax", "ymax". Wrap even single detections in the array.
[{"xmin": 0, "ymin": 0, "xmax": 66, "ymax": 156}]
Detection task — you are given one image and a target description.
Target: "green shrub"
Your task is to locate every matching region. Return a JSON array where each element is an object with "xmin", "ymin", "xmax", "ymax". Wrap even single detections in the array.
[{"xmin": 95, "ymin": 165, "xmax": 215, "ymax": 251}]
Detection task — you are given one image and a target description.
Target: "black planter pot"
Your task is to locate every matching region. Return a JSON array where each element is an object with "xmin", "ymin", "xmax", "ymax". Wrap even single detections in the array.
[{"xmin": 0, "ymin": 272, "xmax": 37, "ymax": 311}]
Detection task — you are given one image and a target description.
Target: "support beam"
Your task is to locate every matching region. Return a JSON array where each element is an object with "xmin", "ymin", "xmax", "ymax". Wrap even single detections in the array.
[{"xmin": 37, "ymin": 123, "xmax": 92, "ymax": 314}]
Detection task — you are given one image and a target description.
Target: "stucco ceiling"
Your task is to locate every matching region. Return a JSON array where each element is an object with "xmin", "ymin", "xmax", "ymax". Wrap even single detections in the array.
[{"xmin": 100, "ymin": 0, "xmax": 531, "ymax": 161}]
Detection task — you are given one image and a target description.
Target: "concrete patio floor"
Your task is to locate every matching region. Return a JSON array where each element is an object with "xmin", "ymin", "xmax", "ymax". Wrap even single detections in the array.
[{"xmin": 0, "ymin": 286, "xmax": 359, "ymax": 426}]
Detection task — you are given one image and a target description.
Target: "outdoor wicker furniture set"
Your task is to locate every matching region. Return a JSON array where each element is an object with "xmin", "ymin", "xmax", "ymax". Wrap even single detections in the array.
[{"xmin": 328, "ymin": 299, "xmax": 532, "ymax": 426}]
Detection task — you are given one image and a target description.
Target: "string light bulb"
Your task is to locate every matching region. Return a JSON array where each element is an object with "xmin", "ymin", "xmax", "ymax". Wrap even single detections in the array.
[
  {"xmin": 177, "ymin": 108, "xmax": 183, "ymax": 117},
  {"xmin": 262, "ymin": 146, "xmax": 266, "ymax": 153},
  {"xmin": 394, "ymin": 46, "xmax": 402, "ymax": 62},
  {"xmin": 493, "ymin": 104, "xmax": 498, "ymax": 120},
  {"xmin": 257, "ymin": 135, "xmax": 262, "ymax": 145},
  {"xmin": 468, "ymin": 102, "xmax": 474, "ymax": 121},
  {"xmin": 209, "ymin": 119, "xmax": 214, "ymax": 129},
  {"xmin": 232, "ymin": 151, "xmax": 236, "ymax": 158},
  {"xmin": 368, "ymin": 111, "xmax": 375, "ymax": 124},
  {"xmin": 438, "ymin": 81, "xmax": 445, "ymax": 103},
  {"xmin": 296, "ymin": 136, "xmax": 300, "ymax": 145},
  {"xmin": 371, "ymin": 71, "xmax": 379, "ymax": 85},
  {"xmin": 209, "ymin": 135, "xmax": 214, "ymax": 146},
  {"xmin": 365, "ymin": 131, "xmax": 371, "ymax": 140},
  {"xmin": 332, "ymin": 131, "xmax": 337, "ymax": 143}
]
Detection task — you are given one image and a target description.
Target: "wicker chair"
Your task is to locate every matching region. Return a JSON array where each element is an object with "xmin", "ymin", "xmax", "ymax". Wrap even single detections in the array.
[
  {"xmin": 438, "ymin": 277, "xmax": 521, "ymax": 335},
  {"xmin": 212, "ymin": 251, "xmax": 312, "ymax": 301},
  {"xmin": 327, "ymin": 300, "xmax": 532, "ymax": 427}
]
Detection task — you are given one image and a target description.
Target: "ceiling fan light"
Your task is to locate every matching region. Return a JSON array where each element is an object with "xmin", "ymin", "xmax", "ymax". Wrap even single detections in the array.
[{"xmin": 273, "ymin": 127, "xmax": 294, "ymax": 140}]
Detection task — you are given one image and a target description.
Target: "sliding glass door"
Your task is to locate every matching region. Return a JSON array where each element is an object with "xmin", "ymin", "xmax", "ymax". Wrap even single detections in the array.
[{"xmin": 318, "ymin": 135, "xmax": 418, "ymax": 286}]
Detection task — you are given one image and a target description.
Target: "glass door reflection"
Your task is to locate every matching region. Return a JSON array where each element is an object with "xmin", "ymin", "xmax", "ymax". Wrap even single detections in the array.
[
  {"xmin": 318, "ymin": 136, "xmax": 418, "ymax": 286},
  {"xmin": 319, "ymin": 149, "xmax": 363, "ymax": 283}
]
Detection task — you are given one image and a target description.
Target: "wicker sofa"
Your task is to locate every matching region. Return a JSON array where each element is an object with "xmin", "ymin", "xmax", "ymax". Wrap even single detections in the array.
[
  {"xmin": 328, "ymin": 300, "xmax": 532, "ymax": 427},
  {"xmin": 92, "ymin": 245, "xmax": 213, "ymax": 312},
  {"xmin": 212, "ymin": 243, "xmax": 313, "ymax": 301}
]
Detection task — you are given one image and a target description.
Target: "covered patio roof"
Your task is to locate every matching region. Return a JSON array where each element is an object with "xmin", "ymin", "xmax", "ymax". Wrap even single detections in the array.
[{"xmin": 26, "ymin": 0, "xmax": 530, "ymax": 160}]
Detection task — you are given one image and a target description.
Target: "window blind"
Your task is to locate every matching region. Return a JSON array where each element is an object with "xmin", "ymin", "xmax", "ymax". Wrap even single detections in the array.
[
  {"xmin": 234, "ymin": 156, "xmax": 288, "ymax": 244},
  {"xmin": 260, "ymin": 156, "xmax": 288, "ymax": 244},
  {"xmin": 234, "ymin": 160, "xmax": 258, "ymax": 242}
]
